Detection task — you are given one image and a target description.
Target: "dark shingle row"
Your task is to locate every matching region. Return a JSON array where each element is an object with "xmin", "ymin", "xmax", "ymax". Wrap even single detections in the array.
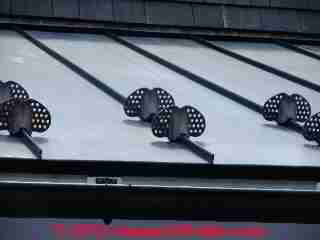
[{"xmin": 0, "ymin": 0, "xmax": 319, "ymax": 34}]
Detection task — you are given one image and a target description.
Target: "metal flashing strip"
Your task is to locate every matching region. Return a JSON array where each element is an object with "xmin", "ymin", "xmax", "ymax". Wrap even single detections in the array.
[
  {"xmin": 16, "ymin": 28, "xmax": 213, "ymax": 164},
  {"xmin": 1, "ymin": 174, "xmax": 317, "ymax": 192},
  {"xmin": 276, "ymin": 40, "xmax": 320, "ymax": 61},
  {"xmin": 2, "ymin": 17, "xmax": 320, "ymax": 45},
  {"xmin": 0, "ymin": 180, "xmax": 319, "ymax": 223},
  {"xmin": 193, "ymin": 38, "xmax": 320, "ymax": 94},
  {"xmin": 106, "ymin": 33, "xmax": 303, "ymax": 134}
]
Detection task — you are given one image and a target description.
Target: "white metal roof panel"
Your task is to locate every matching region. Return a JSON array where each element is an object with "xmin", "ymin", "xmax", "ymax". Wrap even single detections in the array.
[
  {"xmin": 13, "ymin": 31, "xmax": 318, "ymax": 166},
  {"xmin": 0, "ymin": 30, "xmax": 202, "ymax": 163},
  {"xmin": 122, "ymin": 36, "xmax": 320, "ymax": 166},
  {"xmin": 213, "ymin": 41, "xmax": 320, "ymax": 88}
]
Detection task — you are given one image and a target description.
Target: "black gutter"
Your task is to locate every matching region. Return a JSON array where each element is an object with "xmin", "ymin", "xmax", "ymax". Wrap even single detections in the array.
[
  {"xmin": 193, "ymin": 38, "xmax": 320, "ymax": 94},
  {"xmin": 1, "ymin": 181, "xmax": 320, "ymax": 223},
  {"xmin": 1, "ymin": 157, "xmax": 320, "ymax": 181}
]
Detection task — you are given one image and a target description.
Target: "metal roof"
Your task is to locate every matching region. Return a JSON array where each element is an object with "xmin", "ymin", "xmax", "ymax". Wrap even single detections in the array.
[
  {"xmin": 0, "ymin": 27, "xmax": 320, "ymax": 222},
  {"xmin": 1, "ymin": 30, "xmax": 319, "ymax": 166}
]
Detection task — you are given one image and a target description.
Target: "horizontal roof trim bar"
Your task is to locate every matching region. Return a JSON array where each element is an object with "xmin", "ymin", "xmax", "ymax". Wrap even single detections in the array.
[
  {"xmin": 0, "ymin": 181, "xmax": 320, "ymax": 223},
  {"xmin": 1, "ymin": 157, "xmax": 320, "ymax": 181}
]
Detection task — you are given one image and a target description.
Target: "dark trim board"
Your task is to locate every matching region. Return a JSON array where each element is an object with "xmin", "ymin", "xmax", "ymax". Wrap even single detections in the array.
[
  {"xmin": 1, "ymin": 158, "xmax": 320, "ymax": 181},
  {"xmin": 1, "ymin": 181, "xmax": 320, "ymax": 223}
]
